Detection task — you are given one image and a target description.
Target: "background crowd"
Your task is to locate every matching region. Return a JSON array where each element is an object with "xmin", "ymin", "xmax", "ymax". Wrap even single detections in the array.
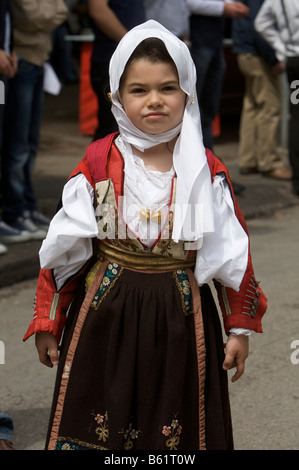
[{"xmin": 0, "ymin": 0, "xmax": 298, "ymax": 451}]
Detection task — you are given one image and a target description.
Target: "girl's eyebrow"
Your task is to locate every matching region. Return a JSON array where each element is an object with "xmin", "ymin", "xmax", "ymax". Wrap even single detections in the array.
[
  {"xmin": 126, "ymin": 80, "xmax": 179, "ymax": 88},
  {"xmin": 126, "ymin": 82, "xmax": 145, "ymax": 88}
]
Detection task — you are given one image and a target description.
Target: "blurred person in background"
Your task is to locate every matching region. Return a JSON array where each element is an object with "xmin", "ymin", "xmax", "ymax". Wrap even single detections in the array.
[
  {"xmin": 232, "ymin": 0, "xmax": 292, "ymax": 180},
  {"xmin": 87, "ymin": 0, "xmax": 145, "ymax": 140},
  {"xmin": 0, "ymin": 0, "xmax": 23, "ymax": 255},
  {"xmin": 0, "ymin": 0, "xmax": 68, "ymax": 242},
  {"xmin": 144, "ymin": 0, "xmax": 190, "ymax": 40},
  {"xmin": 0, "ymin": 0, "xmax": 16, "ymax": 449},
  {"xmin": 186, "ymin": 0, "xmax": 249, "ymax": 195},
  {"xmin": 186, "ymin": 0, "xmax": 249, "ymax": 151},
  {"xmin": 255, "ymin": 0, "xmax": 299, "ymax": 194},
  {"xmin": 50, "ymin": 0, "xmax": 80, "ymax": 85}
]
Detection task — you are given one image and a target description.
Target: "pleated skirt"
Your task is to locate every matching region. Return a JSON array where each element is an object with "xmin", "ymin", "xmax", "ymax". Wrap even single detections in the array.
[{"xmin": 45, "ymin": 262, "xmax": 233, "ymax": 451}]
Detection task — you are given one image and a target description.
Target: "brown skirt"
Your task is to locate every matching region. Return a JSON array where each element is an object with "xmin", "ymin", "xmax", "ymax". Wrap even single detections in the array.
[{"xmin": 45, "ymin": 263, "xmax": 233, "ymax": 451}]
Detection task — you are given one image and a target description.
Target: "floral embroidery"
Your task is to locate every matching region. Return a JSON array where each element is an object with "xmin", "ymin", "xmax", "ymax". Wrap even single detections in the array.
[
  {"xmin": 90, "ymin": 262, "xmax": 123, "ymax": 309},
  {"xmin": 56, "ymin": 411, "xmax": 110, "ymax": 450},
  {"xmin": 56, "ymin": 441, "xmax": 79, "ymax": 450},
  {"xmin": 162, "ymin": 415, "xmax": 182, "ymax": 450},
  {"xmin": 94, "ymin": 411, "xmax": 109, "ymax": 443},
  {"xmin": 119, "ymin": 422, "xmax": 141, "ymax": 450},
  {"xmin": 56, "ymin": 437, "xmax": 106, "ymax": 450},
  {"xmin": 173, "ymin": 269, "xmax": 193, "ymax": 315}
]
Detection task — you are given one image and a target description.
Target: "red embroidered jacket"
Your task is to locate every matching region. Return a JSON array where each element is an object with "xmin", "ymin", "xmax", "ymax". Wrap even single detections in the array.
[{"xmin": 23, "ymin": 133, "xmax": 267, "ymax": 343}]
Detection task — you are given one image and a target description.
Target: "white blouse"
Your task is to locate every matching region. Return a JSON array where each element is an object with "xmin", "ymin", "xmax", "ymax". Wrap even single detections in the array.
[
  {"xmin": 39, "ymin": 137, "xmax": 250, "ymax": 335},
  {"xmin": 119, "ymin": 136, "xmax": 175, "ymax": 248}
]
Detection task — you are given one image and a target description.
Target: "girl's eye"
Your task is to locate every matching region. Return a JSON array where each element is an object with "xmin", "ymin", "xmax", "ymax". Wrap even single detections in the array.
[
  {"xmin": 131, "ymin": 88, "xmax": 146, "ymax": 94},
  {"xmin": 162, "ymin": 86, "xmax": 178, "ymax": 92}
]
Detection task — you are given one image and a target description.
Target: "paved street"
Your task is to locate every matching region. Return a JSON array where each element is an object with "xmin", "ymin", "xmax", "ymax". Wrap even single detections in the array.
[
  {"xmin": 1, "ymin": 84, "xmax": 299, "ymax": 450},
  {"xmin": 228, "ymin": 204, "xmax": 299, "ymax": 450}
]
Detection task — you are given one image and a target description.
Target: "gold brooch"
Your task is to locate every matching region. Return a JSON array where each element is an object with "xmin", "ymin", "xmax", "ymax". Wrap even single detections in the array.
[{"xmin": 139, "ymin": 209, "xmax": 162, "ymax": 225}]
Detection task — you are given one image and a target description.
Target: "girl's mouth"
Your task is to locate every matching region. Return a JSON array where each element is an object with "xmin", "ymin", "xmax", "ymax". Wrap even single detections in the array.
[{"xmin": 144, "ymin": 113, "xmax": 167, "ymax": 120}]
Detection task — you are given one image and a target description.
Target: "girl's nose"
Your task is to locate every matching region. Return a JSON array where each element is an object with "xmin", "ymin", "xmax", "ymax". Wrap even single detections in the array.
[{"xmin": 147, "ymin": 90, "xmax": 162, "ymax": 107}]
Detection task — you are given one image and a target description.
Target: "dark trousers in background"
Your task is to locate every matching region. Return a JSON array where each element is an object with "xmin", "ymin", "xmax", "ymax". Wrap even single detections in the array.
[
  {"xmin": 191, "ymin": 46, "xmax": 226, "ymax": 151},
  {"xmin": 1, "ymin": 59, "xmax": 44, "ymax": 222}
]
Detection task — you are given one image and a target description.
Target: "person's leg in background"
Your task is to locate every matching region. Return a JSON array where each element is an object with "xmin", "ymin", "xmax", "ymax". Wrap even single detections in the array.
[
  {"xmin": 0, "ymin": 74, "xmax": 33, "ymax": 250},
  {"xmin": 237, "ymin": 53, "xmax": 291, "ymax": 179},
  {"xmin": 192, "ymin": 46, "xmax": 245, "ymax": 194},
  {"xmin": 1, "ymin": 59, "xmax": 48, "ymax": 238},
  {"xmin": 286, "ymin": 56, "xmax": 299, "ymax": 195},
  {"xmin": 191, "ymin": 46, "xmax": 226, "ymax": 151},
  {"xmin": 237, "ymin": 54, "xmax": 260, "ymax": 172}
]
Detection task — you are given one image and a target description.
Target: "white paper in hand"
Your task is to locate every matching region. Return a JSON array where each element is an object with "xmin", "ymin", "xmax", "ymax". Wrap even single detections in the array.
[{"xmin": 43, "ymin": 62, "xmax": 62, "ymax": 95}]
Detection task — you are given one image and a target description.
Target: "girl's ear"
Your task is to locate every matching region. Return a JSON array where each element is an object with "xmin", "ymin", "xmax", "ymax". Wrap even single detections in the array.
[{"xmin": 107, "ymin": 92, "xmax": 112, "ymax": 103}]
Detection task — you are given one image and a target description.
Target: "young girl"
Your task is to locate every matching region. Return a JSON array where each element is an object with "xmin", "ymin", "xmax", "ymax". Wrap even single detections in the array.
[{"xmin": 23, "ymin": 21, "xmax": 267, "ymax": 451}]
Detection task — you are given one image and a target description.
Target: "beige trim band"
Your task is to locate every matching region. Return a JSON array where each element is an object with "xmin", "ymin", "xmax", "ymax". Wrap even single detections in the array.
[{"xmin": 187, "ymin": 268, "xmax": 206, "ymax": 450}]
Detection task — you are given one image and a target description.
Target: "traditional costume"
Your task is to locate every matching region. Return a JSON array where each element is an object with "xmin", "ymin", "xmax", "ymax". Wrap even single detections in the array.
[{"xmin": 23, "ymin": 21, "xmax": 267, "ymax": 450}]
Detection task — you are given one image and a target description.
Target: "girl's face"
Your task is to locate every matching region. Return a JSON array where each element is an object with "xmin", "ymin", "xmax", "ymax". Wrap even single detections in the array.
[{"xmin": 120, "ymin": 58, "xmax": 186, "ymax": 135}]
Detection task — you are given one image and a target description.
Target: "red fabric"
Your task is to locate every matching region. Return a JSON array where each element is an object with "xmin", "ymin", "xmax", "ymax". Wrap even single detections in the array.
[
  {"xmin": 23, "ymin": 137, "xmax": 267, "ymax": 343},
  {"xmin": 79, "ymin": 42, "xmax": 98, "ymax": 136},
  {"xmin": 84, "ymin": 132, "xmax": 124, "ymax": 201}
]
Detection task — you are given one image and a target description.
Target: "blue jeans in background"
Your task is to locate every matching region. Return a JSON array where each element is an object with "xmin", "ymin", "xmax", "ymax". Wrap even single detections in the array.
[
  {"xmin": 1, "ymin": 59, "xmax": 44, "ymax": 223},
  {"xmin": 191, "ymin": 46, "xmax": 226, "ymax": 150},
  {"xmin": 0, "ymin": 412, "xmax": 14, "ymax": 441}
]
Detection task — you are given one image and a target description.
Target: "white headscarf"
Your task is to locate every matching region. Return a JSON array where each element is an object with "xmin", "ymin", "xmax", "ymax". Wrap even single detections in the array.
[{"xmin": 109, "ymin": 20, "xmax": 215, "ymax": 245}]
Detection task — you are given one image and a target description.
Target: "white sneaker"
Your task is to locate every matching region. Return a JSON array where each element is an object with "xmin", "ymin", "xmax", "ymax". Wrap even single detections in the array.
[
  {"xmin": 7, "ymin": 214, "xmax": 47, "ymax": 241},
  {"xmin": 0, "ymin": 220, "xmax": 31, "ymax": 243}
]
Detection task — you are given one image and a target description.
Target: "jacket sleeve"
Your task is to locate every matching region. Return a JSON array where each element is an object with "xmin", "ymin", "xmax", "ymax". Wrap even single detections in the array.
[
  {"xmin": 214, "ymin": 186, "xmax": 267, "ymax": 335},
  {"xmin": 214, "ymin": 258, "xmax": 267, "ymax": 335},
  {"xmin": 23, "ymin": 264, "xmax": 89, "ymax": 343},
  {"xmin": 206, "ymin": 149, "xmax": 267, "ymax": 334}
]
